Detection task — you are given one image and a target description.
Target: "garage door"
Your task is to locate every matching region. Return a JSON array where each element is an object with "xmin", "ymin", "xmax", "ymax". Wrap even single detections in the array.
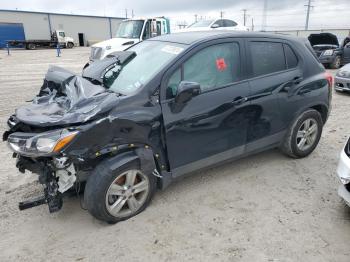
[{"xmin": 0, "ymin": 23, "xmax": 25, "ymax": 48}]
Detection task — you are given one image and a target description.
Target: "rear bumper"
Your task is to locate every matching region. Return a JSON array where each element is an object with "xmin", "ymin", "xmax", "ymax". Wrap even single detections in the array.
[{"xmin": 334, "ymin": 76, "xmax": 350, "ymax": 92}]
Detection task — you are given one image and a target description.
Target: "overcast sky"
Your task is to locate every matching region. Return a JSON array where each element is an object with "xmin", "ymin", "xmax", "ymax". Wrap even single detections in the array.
[{"xmin": 1, "ymin": 0, "xmax": 349, "ymax": 30}]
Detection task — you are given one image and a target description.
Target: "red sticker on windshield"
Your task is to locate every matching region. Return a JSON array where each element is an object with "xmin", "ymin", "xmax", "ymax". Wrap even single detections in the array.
[{"xmin": 216, "ymin": 58, "xmax": 227, "ymax": 71}]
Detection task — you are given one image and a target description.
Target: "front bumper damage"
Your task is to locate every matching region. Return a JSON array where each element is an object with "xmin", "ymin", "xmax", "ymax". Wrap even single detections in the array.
[
  {"xmin": 337, "ymin": 139, "xmax": 350, "ymax": 206},
  {"xmin": 15, "ymin": 155, "xmax": 77, "ymax": 212}
]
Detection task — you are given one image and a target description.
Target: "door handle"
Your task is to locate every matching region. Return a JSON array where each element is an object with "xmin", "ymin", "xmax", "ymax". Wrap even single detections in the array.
[
  {"xmin": 232, "ymin": 96, "xmax": 248, "ymax": 106},
  {"xmin": 293, "ymin": 76, "xmax": 303, "ymax": 85}
]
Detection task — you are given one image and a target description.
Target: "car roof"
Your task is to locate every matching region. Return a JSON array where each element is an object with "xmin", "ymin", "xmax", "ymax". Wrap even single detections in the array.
[{"xmin": 149, "ymin": 31, "xmax": 301, "ymax": 45}]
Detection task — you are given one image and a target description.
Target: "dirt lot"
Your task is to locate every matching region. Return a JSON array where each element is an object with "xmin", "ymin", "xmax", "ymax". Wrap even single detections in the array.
[{"xmin": 0, "ymin": 47, "xmax": 350, "ymax": 262}]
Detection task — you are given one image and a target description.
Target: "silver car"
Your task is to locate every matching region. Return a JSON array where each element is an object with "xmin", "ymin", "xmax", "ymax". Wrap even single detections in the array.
[{"xmin": 335, "ymin": 63, "xmax": 350, "ymax": 92}]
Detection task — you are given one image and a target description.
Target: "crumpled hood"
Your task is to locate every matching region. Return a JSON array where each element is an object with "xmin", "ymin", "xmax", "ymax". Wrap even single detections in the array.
[{"xmin": 15, "ymin": 66, "xmax": 120, "ymax": 127}]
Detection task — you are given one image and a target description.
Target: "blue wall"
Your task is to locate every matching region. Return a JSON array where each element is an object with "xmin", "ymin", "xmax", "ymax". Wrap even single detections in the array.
[{"xmin": 0, "ymin": 23, "xmax": 25, "ymax": 48}]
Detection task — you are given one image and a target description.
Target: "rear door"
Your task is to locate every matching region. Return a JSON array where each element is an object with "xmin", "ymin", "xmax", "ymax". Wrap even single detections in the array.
[
  {"xmin": 245, "ymin": 39, "xmax": 303, "ymax": 151},
  {"xmin": 160, "ymin": 39, "xmax": 251, "ymax": 177}
]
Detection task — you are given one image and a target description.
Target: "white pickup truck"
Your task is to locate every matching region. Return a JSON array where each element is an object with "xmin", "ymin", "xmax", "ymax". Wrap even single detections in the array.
[{"xmin": 88, "ymin": 17, "xmax": 170, "ymax": 64}]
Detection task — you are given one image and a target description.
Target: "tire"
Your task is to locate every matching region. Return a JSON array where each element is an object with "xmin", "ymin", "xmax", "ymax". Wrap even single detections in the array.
[
  {"xmin": 66, "ymin": 42, "xmax": 74, "ymax": 49},
  {"xmin": 280, "ymin": 109, "xmax": 323, "ymax": 158},
  {"xmin": 84, "ymin": 160, "xmax": 156, "ymax": 224},
  {"xmin": 26, "ymin": 43, "xmax": 36, "ymax": 50},
  {"xmin": 330, "ymin": 56, "xmax": 341, "ymax": 69}
]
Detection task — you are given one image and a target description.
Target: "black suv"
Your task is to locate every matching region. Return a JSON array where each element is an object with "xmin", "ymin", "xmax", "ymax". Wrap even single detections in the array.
[
  {"xmin": 308, "ymin": 33, "xmax": 350, "ymax": 69},
  {"xmin": 4, "ymin": 31, "xmax": 332, "ymax": 223}
]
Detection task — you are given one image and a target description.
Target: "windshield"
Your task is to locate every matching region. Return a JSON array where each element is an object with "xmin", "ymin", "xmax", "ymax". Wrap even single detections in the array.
[
  {"xmin": 188, "ymin": 20, "xmax": 215, "ymax": 28},
  {"xmin": 115, "ymin": 20, "xmax": 144, "ymax": 39},
  {"xmin": 106, "ymin": 41, "xmax": 186, "ymax": 95}
]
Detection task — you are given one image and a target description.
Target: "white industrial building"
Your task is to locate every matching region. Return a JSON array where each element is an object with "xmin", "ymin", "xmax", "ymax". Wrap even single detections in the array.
[{"xmin": 0, "ymin": 9, "xmax": 124, "ymax": 47}]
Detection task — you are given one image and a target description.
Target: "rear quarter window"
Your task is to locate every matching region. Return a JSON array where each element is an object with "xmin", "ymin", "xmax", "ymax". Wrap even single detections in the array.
[
  {"xmin": 250, "ymin": 42, "xmax": 285, "ymax": 77},
  {"xmin": 284, "ymin": 44, "xmax": 298, "ymax": 68}
]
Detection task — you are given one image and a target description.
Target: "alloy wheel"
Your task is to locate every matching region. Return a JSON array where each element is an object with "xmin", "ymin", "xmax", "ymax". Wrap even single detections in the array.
[
  {"xmin": 296, "ymin": 118, "xmax": 318, "ymax": 151},
  {"xmin": 105, "ymin": 170, "xmax": 150, "ymax": 218}
]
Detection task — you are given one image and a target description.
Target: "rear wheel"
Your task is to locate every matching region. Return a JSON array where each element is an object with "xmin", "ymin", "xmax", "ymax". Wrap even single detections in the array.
[
  {"xmin": 84, "ymin": 161, "xmax": 156, "ymax": 223},
  {"xmin": 26, "ymin": 43, "xmax": 36, "ymax": 50},
  {"xmin": 280, "ymin": 109, "xmax": 323, "ymax": 158}
]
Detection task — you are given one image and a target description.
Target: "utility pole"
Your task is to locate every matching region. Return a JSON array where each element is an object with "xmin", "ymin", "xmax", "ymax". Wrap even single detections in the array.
[
  {"xmin": 194, "ymin": 14, "xmax": 198, "ymax": 23},
  {"xmin": 251, "ymin": 17, "xmax": 254, "ymax": 31},
  {"xmin": 262, "ymin": 0, "xmax": 268, "ymax": 31},
  {"xmin": 304, "ymin": 0, "xmax": 314, "ymax": 30},
  {"xmin": 125, "ymin": 9, "xmax": 128, "ymax": 19},
  {"xmin": 131, "ymin": 9, "xmax": 134, "ymax": 18},
  {"xmin": 220, "ymin": 11, "xmax": 224, "ymax": 19},
  {"xmin": 242, "ymin": 9, "xmax": 248, "ymax": 26}
]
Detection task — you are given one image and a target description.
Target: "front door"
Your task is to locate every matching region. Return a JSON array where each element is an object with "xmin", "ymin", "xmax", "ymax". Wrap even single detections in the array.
[{"xmin": 160, "ymin": 40, "xmax": 251, "ymax": 177}]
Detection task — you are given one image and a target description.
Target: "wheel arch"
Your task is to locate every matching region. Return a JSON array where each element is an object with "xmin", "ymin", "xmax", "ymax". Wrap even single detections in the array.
[{"xmin": 310, "ymin": 104, "xmax": 329, "ymax": 124}]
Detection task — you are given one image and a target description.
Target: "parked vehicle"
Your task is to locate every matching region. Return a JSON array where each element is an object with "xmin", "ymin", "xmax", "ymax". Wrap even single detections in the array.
[
  {"xmin": 87, "ymin": 17, "xmax": 170, "ymax": 65},
  {"xmin": 3, "ymin": 31, "xmax": 332, "ymax": 223},
  {"xmin": 308, "ymin": 33, "xmax": 350, "ymax": 69},
  {"xmin": 8, "ymin": 30, "xmax": 74, "ymax": 50},
  {"xmin": 180, "ymin": 19, "xmax": 248, "ymax": 32},
  {"xmin": 335, "ymin": 63, "xmax": 350, "ymax": 92},
  {"xmin": 337, "ymin": 137, "xmax": 350, "ymax": 206}
]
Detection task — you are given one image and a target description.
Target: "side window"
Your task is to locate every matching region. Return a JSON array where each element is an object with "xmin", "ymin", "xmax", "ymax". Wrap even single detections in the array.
[
  {"xmin": 224, "ymin": 19, "xmax": 237, "ymax": 27},
  {"xmin": 59, "ymin": 32, "xmax": 65, "ymax": 37},
  {"xmin": 142, "ymin": 20, "xmax": 151, "ymax": 40},
  {"xmin": 215, "ymin": 20, "xmax": 225, "ymax": 27},
  {"xmin": 183, "ymin": 43, "xmax": 240, "ymax": 92},
  {"xmin": 156, "ymin": 21, "xmax": 162, "ymax": 36},
  {"xmin": 250, "ymin": 42, "xmax": 286, "ymax": 77},
  {"xmin": 284, "ymin": 44, "xmax": 298, "ymax": 68},
  {"xmin": 166, "ymin": 68, "xmax": 181, "ymax": 98}
]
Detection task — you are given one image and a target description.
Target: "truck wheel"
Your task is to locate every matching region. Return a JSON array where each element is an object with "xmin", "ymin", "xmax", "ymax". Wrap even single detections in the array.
[
  {"xmin": 84, "ymin": 160, "xmax": 156, "ymax": 224},
  {"xmin": 280, "ymin": 109, "xmax": 323, "ymax": 158},
  {"xmin": 66, "ymin": 42, "xmax": 74, "ymax": 49},
  {"xmin": 330, "ymin": 56, "xmax": 341, "ymax": 69},
  {"xmin": 26, "ymin": 43, "xmax": 36, "ymax": 50}
]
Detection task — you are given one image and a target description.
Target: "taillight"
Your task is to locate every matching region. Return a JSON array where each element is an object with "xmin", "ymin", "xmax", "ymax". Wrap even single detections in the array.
[{"xmin": 325, "ymin": 72, "xmax": 333, "ymax": 88}]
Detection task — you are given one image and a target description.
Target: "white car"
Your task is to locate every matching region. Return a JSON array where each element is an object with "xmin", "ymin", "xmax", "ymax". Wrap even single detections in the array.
[
  {"xmin": 180, "ymin": 19, "xmax": 248, "ymax": 32},
  {"xmin": 337, "ymin": 137, "xmax": 350, "ymax": 206}
]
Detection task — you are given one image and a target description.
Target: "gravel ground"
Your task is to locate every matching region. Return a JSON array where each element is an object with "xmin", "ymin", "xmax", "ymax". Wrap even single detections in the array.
[{"xmin": 0, "ymin": 47, "xmax": 350, "ymax": 262}]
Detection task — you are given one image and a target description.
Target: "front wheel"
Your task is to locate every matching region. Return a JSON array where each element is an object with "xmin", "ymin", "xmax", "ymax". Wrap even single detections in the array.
[
  {"xmin": 84, "ymin": 161, "xmax": 156, "ymax": 223},
  {"xmin": 66, "ymin": 42, "xmax": 74, "ymax": 49},
  {"xmin": 280, "ymin": 109, "xmax": 323, "ymax": 158}
]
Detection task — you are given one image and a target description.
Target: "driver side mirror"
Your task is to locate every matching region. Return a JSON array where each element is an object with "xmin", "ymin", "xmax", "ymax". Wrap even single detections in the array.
[
  {"xmin": 211, "ymin": 24, "xmax": 220, "ymax": 29},
  {"xmin": 175, "ymin": 81, "xmax": 201, "ymax": 104}
]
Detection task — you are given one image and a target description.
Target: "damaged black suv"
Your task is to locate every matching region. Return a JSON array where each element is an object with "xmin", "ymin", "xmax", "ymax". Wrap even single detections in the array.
[{"xmin": 4, "ymin": 31, "xmax": 332, "ymax": 223}]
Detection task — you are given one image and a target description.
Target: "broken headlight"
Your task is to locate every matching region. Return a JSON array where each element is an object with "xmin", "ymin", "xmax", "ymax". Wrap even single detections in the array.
[{"xmin": 7, "ymin": 129, "xmax": 78, "ymax": 157}]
